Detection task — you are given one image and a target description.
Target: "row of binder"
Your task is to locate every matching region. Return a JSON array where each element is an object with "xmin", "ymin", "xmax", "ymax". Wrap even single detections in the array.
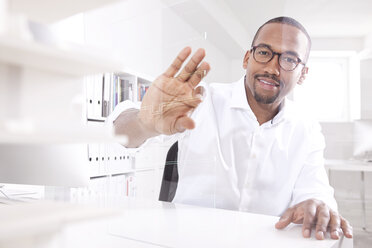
[
  {"xmin": 85, "ymin": 74, "xmax": 106, "ymax": 121},
  {"xmin": 137, "ymin": 82, "xmax": 150, "ymax": 101},
  {"xmin": 88, "ymin": 143, "xmax": 134, "ymax": 178},
  {"xmin": 85, "ymin": 73, "xmax": 152, "ymax": 121},
  {"xmin": 70, "ymin": 173, "xmax": 136, "ymax": 203}
]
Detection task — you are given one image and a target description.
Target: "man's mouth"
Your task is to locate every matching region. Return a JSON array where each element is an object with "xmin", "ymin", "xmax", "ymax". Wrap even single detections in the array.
[
  {"xmin": 258, "ymin": 79, "xmax": 279, "ymax": 86},
  {"xmin": 256, "ymin": 76, "xmax": 281, "ymax": 88}
]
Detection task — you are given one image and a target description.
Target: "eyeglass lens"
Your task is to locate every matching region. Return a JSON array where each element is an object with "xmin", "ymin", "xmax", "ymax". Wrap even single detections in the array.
[{"xmin": 254, "ymin": 46, "xmax": 299, "ymax": 71}]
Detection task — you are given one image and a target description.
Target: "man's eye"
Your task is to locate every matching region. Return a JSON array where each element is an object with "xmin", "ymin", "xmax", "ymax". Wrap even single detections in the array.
[
  {"xmin": 282, "ymin": 57, "xmax": 297, "ymax": 64},
  {"xmin": 258, "ymin": 51, "xmax": 269, "ymax": 56}
]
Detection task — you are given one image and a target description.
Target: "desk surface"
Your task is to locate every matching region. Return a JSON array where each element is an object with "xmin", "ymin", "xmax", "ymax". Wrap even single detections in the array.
[
  {"xmin": 0, "ymin": 198, "xmax": 353, "ymax": 248},
  {"xmin": 103, "ymin": 198, "xmax": 352, "ymax": 248},
  {"xmin": 325, "ymin": 159, "xmax": 372, "ymax": 172}
]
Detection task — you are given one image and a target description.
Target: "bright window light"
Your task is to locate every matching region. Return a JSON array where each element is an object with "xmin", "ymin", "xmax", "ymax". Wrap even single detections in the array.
[{"xmin": 292, "ymin": 51, "xmax": 360, "ymax": 122}]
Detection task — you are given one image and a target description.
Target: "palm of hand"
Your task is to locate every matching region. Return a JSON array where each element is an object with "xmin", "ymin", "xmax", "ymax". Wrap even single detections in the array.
[
  {"xmin": 140, "ymin": 75, "xmax": 200, "ymax": 135},
  {"xmin": 138, "ymin": 47, "xmax": 210, "ymax": 135}
]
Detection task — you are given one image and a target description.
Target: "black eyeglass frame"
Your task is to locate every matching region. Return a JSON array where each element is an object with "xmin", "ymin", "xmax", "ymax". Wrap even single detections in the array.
[{"xmin": 250, "ymin": 44, "xmax": 306, "ymax": 71}]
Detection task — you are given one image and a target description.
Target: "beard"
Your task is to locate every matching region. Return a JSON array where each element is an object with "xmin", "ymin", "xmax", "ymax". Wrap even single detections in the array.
[
  {"xmin": 253, "ymin": 84, "xmax": 280, "ymax": 104},
  {"xmin": 253, "ymin": 74, "xmax": 283, "ymax": 104}
]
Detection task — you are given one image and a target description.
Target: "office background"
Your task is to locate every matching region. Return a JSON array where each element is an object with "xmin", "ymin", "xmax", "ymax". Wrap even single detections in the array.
[{"xmin": 1, "ymin": 0, "xmax": 371, "ymax": 247}]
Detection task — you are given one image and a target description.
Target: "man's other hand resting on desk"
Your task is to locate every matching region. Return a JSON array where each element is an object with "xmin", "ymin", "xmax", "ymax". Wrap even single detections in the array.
[{"xmin": 275, "ymin": 199, "xmax": 352, "ymax": 240}]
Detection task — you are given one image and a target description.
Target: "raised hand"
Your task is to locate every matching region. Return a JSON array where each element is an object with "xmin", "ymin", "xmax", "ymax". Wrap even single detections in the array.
[{"xmin": 138, "ymin": 47, "xmax": 210, "ymax": 135}]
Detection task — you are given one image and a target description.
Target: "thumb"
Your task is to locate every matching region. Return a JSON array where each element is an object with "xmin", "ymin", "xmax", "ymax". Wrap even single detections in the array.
[
  {"xmin": 275, "ymin": 208, "xmax": 294, "ymax": 229},
  {"xmin": 174, "ymin": 116, "xmax": 195, "ymax": 133}
]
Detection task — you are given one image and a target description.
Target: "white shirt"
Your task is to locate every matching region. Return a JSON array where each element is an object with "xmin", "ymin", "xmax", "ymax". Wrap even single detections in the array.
[{"xmin": 111, "ymin": 76, "xmax": 337, "ymax": 216}]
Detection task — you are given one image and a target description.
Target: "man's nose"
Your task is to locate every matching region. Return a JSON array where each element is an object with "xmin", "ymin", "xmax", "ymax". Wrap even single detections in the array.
[{"xmin": 263, "ymin": 54, "xmax": 280, "ymax": 76}]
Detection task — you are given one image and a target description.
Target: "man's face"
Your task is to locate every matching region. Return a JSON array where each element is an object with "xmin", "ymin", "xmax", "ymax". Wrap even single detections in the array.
[{"xmin": 243, "ymin": 23, "xmax": 309, "ymax": 105}]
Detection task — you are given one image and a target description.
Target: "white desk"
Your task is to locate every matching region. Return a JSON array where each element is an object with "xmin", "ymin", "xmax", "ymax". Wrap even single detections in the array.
[
  {"xmin": 0, "ymin": 198, "xmax": 353, "ymax": 248},
  {"xmin": 325, "ymin": 159, "xmax": 372, "ymax": 173},
  {"xmin": 62, "ymin": 198, "xmax": 352, "ymax": 248},
  {"xmin": 325, "ymin": 159, "xmax": 372, "ymax": 231}
]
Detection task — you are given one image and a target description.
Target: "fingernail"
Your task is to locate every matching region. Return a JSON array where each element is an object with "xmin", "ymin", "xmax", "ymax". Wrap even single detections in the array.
[
  {"xmin": 176, "ymin": 124, "xmax": 186, "ymax": 132},
  {"xmin": 332, "ymin": 230, "xmax": 339, "ymax": 238},
  {"xmin": 317, "ymin": 231, "xmax": 324, "ymax": 240},
  {"xmin": 346, "ymin": 231, "xmax": 353, "ymax": 237},
  {"xmin": 304, "ymin": 229, "xmax": 310, "ymax": 238}
]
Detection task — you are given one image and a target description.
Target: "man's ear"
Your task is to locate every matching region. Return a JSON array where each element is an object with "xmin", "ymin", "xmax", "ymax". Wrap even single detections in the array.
[
  {"xmin": 243, "ymin": 50, "xmax": 251, "ymax": 69},
  {"xmin": 298, "ymin": 66, "xmax": 308, "ymax": 85}
]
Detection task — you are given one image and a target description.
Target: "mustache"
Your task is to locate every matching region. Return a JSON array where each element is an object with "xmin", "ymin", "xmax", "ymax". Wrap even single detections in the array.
[{"xmin": 254, "ymin": 74, "xmax": 283, "ymax": 86}]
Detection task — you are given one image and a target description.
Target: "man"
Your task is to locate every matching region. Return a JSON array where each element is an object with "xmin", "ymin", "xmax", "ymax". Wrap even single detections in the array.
[{"xmin": 113, "ymin": 17, "xmax": 352, "ymax": 240}]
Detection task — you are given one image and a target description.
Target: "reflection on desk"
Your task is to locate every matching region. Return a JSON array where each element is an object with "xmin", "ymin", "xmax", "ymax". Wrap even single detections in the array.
[{"xmin": 105, "ymin": 198, "xmax": 352, "ymax": 248}]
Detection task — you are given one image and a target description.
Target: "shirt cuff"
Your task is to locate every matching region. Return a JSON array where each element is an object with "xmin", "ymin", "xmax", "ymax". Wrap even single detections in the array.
[
  {"xmin": 105, "ymin": 100, "xmax": 149, "ymax": 154},
  {"xmin": 105, "ymin": 100, "xmax": 176, "ymax": 154}
]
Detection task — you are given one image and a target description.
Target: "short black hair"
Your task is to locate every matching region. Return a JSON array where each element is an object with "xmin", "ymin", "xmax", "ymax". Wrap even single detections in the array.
[{"xmin": 251, "ymin": 16, "xmax": 311, "ymax": 62}]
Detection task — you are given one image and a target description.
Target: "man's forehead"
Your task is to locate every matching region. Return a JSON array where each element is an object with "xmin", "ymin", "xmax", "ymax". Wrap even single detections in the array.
[{"xmin": 254, "ymin": 23, "xmax": 308, "ymax": 57}]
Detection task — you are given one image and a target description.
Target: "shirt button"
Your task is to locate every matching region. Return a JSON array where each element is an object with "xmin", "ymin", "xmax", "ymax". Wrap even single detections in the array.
[{"xmin": 251, "ymin": 153, "xmax": 256, "ymax": 159}]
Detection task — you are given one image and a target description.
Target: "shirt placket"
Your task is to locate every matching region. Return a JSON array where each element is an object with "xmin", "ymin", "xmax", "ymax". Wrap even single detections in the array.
[{"xmin": 239, "ymin": 126, "xmax": 263, "ymax": 211}]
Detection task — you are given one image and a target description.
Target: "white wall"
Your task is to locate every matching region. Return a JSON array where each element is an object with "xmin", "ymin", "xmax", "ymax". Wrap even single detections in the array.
[
  {"xmin": 320, "ymin": 122, "xmax": 354, "ymax": 160},
  {"xmin": 360, "ymin": 59, "xmax": 372, "ymax": 119},
  {"xmin": 312, "ymin": 37, "xmax": 364, "ymax": 52},
  {"xmin": 230, "ymin": 58, "xmax": 245, "ymax": 82}
]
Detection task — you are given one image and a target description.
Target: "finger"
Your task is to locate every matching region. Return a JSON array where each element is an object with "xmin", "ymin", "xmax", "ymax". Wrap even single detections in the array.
[
  {"xmin": 177, "ymin": 48, "xmax": 206, "ymax": 82},
  {"xmin": 314, "ymin": 204, "xmax": 330, "ymax": 240},
  {"xmin": 164, "ymin": 47, "xmax": 192, "ymax": 78},
  {"xmin": 187, "ymin": 61, "xmax": 211, "ymax": 88},
  {"xmin": 177, "ymin": 95, "xmax": 203, "ymax": 110},
  {"xmin": 275, "ymin": 208, "xmax": 295, "ymax": 229},
  {"xmin": 302, "ymin": 203, "xmax": 317, "ymax": 238},
  {"xmin": 328, "ymin": 211, "xmax": 341, "ymax": 240},
  {"xmin": 340, "ymin": 216, "xmax": 353, "ymax": 238},
  {"xmin": 292, "ymin": 210, "xmax": 305, "ymax": 224}
]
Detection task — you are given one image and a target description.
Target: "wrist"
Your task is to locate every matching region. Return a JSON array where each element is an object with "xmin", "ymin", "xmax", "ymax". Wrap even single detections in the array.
[{"xmin": 137, "ymin": 110, "xmax": 160, "ymax": 138}]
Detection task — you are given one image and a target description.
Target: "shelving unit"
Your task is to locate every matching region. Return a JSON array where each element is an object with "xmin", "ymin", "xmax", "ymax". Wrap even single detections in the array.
[
  {"xmin": 0, "ymin": 34, "xmax": 125, "ymax": 135},
  {"xmin": 0, "ymin": 0, "xmax": 166, "ymax": 201},
  {"xmin": 0, "ymin": 1, "xmax": 166, "ymax": 246},
  {"xmin": 0, "ymin": 1, "xmax": 129, "ymax": 189},
  {"xmin": 0, "ymin": 35, "xmax": 124, "ymax": 76},
  {"xmin": 85, "ymin": 70, "xmax": 161, "ymax": 199}
]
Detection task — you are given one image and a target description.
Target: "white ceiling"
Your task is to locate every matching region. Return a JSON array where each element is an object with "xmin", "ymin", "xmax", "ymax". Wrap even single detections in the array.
[{"xmin": 164, "ymin": 0, "xmax": 372, "ymax": 58}]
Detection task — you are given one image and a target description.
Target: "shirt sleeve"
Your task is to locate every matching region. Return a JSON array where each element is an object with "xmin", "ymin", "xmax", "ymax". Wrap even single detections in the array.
[
  {"xmin": 290, "ymin": 122, "xmax": 338, "ymax": 211},
  {"xmin": 105, "ymin": 100, "xmax": 178, "ymax": 154}
]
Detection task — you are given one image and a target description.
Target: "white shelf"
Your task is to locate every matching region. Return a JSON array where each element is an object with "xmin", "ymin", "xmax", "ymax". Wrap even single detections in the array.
[
  {"xmin": 9, "ymin": 0, "xmax": 122, "ymax": 23},
  {"xmin": 0, "ymin": 200, "xmax": 117, "ymax": 243},
  {"xmin": 0, "ymin": 124, "xmax": 127, "ymax": 144},
  {"xmin": 90, "ymin": 167, "xmax": 158, "ymax": 179},
  {"xmin": 0, "ymin": 35, "xmax": 125, "ymax": 76}
]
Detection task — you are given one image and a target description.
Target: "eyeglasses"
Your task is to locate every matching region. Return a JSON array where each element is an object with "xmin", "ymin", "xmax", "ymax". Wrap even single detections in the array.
[{"xmin": 251, "ymin": 45, "xmax": 306, "ymax": 71}]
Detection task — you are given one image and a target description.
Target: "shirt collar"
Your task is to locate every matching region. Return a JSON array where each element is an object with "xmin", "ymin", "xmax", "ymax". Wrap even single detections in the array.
[
  {"xmin": 229, "ymin": 75, "xmax": 293, "ymax": 125},
  {"xmin": 230, "ymin": 76, "xmax": 251, "ymax": 110}
]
